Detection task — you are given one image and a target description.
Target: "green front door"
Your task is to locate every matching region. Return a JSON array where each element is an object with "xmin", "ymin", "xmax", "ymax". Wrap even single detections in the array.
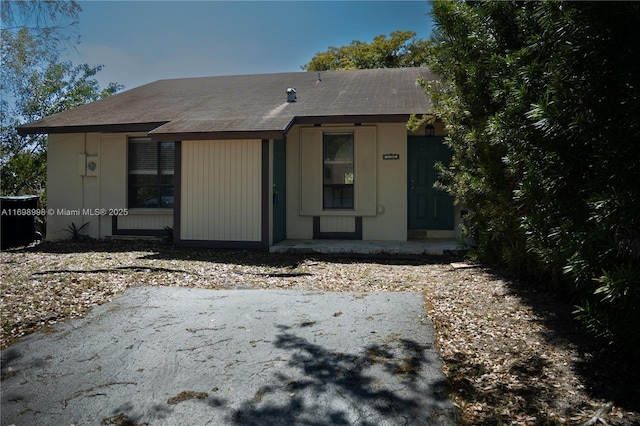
[
  {"xmin": 272, "ymin": 139, "xmax": 286, "ymax": 243},
  {"xmin": 408, "ymin": 136, "xmax": 454, "ymax": 230}
]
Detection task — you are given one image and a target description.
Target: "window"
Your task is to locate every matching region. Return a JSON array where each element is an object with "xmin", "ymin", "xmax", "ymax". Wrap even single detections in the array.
[
  {"xmin": 323, "ymin": 132, "xmax": 354, "ymax": 209},
  {"xmin": 128, "ymin": 137, "xmax": 175, "ymax": 208}
]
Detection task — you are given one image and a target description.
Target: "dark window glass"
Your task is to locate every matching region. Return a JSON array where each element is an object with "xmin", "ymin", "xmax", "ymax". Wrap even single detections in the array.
[
  {"xmin": 323, "ymin": 133, "xmax": 354, "ymax": 209},
  {"xmin": 128, "ymin": 138, "xmax": 175, "ymax": 208}
]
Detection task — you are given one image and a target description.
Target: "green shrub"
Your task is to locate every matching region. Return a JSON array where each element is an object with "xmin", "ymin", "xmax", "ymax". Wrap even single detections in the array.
[{"xmin": 428, "ymin": 0, "xmax": 640, "ymax": 354}]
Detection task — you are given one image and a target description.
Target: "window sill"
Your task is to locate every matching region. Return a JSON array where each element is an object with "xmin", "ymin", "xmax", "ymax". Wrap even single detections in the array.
[
  {"xmin": 127, "ymin": 208, "xmax": 174, "ymax": 215},
  {"xmin": 300, "ymin": 209, "xmax": 376, "ymax": 217}
]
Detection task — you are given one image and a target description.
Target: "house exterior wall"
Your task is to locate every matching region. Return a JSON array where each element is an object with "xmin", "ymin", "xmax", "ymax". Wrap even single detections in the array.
[
  {"xmin": 116, "ymin": 214, "xmax": 173, "ymax": 230},
  {"xmin": 46, "ymin": 132, "xmax": 173, "ymax": 241},
  {"xmin": 47, "ymin": 133, "xmax": 86, "ymax": 240},
  {"xmin": 298, "ymin": 126, "xmax": 377, "ymax": 216},
  {"xmin": 362, "ymin": 123, "xmax": 408, "ymax": 240},
  {"xmin": 180, "ymin": 139, "xmax": 262, "ymax": 242},
  {"xmin": 45, "ymin": 121, "xmax": 461, "ymax": 246},
  {"xmin": 286, "ymin": 123, "xmax": 409, "ymax": 241},
  {"xmin": 285, "ymin": 127, "xmax": 312, "ymax": 238},
  {"xmin": 285, "ymin": 121, "xmax": 463, "ymax": 242}
]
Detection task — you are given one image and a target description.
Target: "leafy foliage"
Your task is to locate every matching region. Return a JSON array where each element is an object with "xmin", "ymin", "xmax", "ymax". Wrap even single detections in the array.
[
  {"xmin": 302, "ymin": 30, "xmax": 430, "ymax": 71},
  {"xmin": 163, "ymin": 226, "xmax": 174, "ymax": 246},
  {"xmin": 63, "ymin": 221, "xmax": 90, "ymax": 241},
  {"xmin": 1, "ymin": 1, "xmax": 122, "ymax": 197},
  {"xmin": 427, "ymin": 1, "xmax": 640, "ymax": 354}
]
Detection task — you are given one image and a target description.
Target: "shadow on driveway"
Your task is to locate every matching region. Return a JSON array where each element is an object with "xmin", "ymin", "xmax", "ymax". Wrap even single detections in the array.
[
  {"xmin": 1, "ymin": 287, "xmax": 456, "ymax": 425},
  {"xmin": 229, "ymin": 327, "xmax": 451, "ymax": 425}
]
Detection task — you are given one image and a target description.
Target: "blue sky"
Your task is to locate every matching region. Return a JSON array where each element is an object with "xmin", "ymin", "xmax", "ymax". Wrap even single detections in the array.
[{"xmin": 66, "ymin": 1, "xmax": 434, "ymax": 91}]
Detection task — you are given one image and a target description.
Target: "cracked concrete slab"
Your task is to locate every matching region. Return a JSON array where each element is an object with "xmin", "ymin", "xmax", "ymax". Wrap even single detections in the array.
[{"xmin": 1, "ymin": 287, "xmax": 456, "ymax": 425}]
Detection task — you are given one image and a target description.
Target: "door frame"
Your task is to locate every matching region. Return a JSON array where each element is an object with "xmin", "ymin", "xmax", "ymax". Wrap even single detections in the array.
[
  {"xmin": 272, "ymin": 138, "xmax": 286, "ymax": 243},
  {"xmin": 407, "ymin": 135, "xmax": 454, "ymax": 231}
]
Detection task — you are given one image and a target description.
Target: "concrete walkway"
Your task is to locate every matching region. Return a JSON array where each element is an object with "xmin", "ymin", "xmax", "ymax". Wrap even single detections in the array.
[
  {"xmin": 1, "ymin": 287, "xmax": 456, "ymax": 426},
  {"xmin": 270, "ymin": 239, "xmax": 460, "ymax": 256}
]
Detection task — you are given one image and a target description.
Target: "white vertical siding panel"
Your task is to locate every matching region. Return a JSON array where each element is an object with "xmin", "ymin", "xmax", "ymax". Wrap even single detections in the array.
[
  {"xmin": 201, "ymin": 141, "xmax": 208, "ymax": 239},
  {"xmin": 181, "ymin": 142, "xmax": 190, "ymax": 238},
  {"xmin": 188, "ymin": 142, "xmax": 195, "ymax": 238},
  {"xmin": 215, "ymin": 141, "xmax": 222, "ymax": 239},
  {"xmin": 217, "ymin": 141, "xmax": 223, "ymax": 239},
  {"xmin": 186, "ymin": 141, "xmax": 194, "ymax": 238},
  {"xmin": 181, "ymin": 140, "xmax": 261, "ymax": 241},
  {"xmin": 238, "ymin": 141, "xmax": 245, "ymax": 239},
  {"xmin": 183, "ymin": 142, "xmax": 189, "ymax": 238},
  {"xmin": 237, "ymin": 140, "xmax": 244, "ymax": 240},
  {"xmin": 202, "ymin": 140, "xmax": 208, "ymax": 238},
  {"xmin": 209, "ymin": 141, "xmax": 216, "ymax": 239},
  {"xmin": 221, "ymin": 141, "xmax": 229, "ymax": 240},
  {"xmin": 209, "ymin": 140, "xmax": 217, "ymax": 239},
  {"xmin": 244, "ymin": 139, "xmax": 258, "ymax": 241},
  {"xmin": 230, "ymin": 140, "xmax": 237, "ymax": 239},
  {"xmin": 250, "ymin": 140, "xmax": 257, "ymax": 239},
  {"xmin": 242, "ymin": 140, "xmax": 249, "ymax": 240},
  {"xmin": 320, "ymin": 216, "xmax": 356, "ymax": 233},
  {"xmin": 252, "ymin": 140, "xmax": 258, "ymax": 240},
  {"xmin": 200, "ymin": 142, "xmax": 209, "ymax": 235},
  {"xmin": 226, "ymin": 141, "xmax": 233, "ymax": 240},
  {"xmin": 185, "ymin": 140, "xmax": 195, "ymax": 240}
]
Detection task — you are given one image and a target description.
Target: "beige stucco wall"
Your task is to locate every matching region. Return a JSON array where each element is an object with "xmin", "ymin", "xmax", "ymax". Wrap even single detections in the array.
[
  {"xmin": 46, "ymin": 133, "xmax": 86, "ymax": 240},
  {"xmin": 362, "ymin": 123, "xmax": 408, "ymax": 240},
  {"xmin": 46, "ymin": 132, "xmax": 173, "ymax": 241},
  {"xmin": 45, "ymin": 121, "xmax": 461, "ymax": 245},
  {"xmin": 298, "ymin": 126, "xmax": 377, "ymax": 217},
  {"xmin": 286, "ymin": 121, "xmax": 462, "ymax": 242},
  {"xmin": 286, "ymin": 123, "xmax": 409, "ymax": 241},
  {"xmin": 180, "ymin": 139, "xmax": 261, "ymax": 241},
  {"xmin": 285, "ymin": 127, "xmax": 312, "ymax": 238}
]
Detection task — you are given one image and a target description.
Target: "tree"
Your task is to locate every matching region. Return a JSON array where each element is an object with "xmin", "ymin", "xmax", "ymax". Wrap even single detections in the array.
[
  {"xmin": 425, "ymin": 1, "xmax": 640, "ymax": 353},
  {"xmin": 1, "ymin": 1, "xmax": 122, "ymax": 196},
  {"xmin": 302, "ymin": 30, "xmax": 430, "ymax": 71}
]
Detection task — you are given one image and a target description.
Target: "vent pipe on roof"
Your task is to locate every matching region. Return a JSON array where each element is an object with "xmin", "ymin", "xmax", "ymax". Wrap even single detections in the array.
[{"xmin": 286, "ymin": 87, "xmax": 297, "ymax": 102}]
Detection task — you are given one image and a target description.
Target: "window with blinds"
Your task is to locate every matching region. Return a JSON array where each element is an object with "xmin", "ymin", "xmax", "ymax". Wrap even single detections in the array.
[
  {"xmin": 128, "ymin": 137, "xmax": 175, "ymax": 208},
  {"xmin": 323, "ymin": 132, "xmax": 354, "ymax": 209}
]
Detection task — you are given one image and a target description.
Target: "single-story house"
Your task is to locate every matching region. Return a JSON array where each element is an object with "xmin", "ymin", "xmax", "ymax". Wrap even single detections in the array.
[{"xmin": 17, "ymin": 67, "xmax": 462, "ymax": 250}]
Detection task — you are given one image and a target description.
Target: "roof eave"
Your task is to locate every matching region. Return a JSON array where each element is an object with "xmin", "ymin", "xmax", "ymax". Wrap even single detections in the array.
[
  {"xmin": 148, "ymin": 130, "xmax": 286, "ymax": 142},
  {"xmin": 16, "ymin": 114, "xmax": 428, "ymax": 139},
  {"xmin": 16, "ymin": 122, "xmax": 168, "ymax": 136},
  {"xmin": 290, "ymin": 114, "xmax": 414, "ymax": 126}
]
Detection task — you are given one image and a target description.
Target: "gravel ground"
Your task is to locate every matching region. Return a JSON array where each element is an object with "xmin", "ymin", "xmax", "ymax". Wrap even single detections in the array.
[{"xmin": 1, "ymin": 240, "xmax": 639, "ymax": 425}]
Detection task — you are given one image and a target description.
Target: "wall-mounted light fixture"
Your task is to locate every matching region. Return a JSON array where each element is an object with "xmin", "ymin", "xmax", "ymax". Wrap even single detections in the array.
[{"xmin": 425, "ymin": 124, "xmax": 435, "ymax": 137}]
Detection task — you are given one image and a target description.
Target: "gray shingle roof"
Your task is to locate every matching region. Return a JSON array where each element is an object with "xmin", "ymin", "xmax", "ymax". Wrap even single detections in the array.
[{"xmin": 17, "ymin": 67, "xmax": 435, "ymax": 140}]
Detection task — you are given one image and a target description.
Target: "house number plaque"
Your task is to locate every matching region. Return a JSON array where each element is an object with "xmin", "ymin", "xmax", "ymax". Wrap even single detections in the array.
[{"xmin": 383, "ymin": 154, "xmax": 400, "ymax": 160}]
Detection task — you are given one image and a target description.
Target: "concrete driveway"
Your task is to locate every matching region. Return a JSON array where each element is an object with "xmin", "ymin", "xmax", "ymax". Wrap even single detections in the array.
[{"xmin": 1, "ymin": 287, "xmax": 456, "ymax": 425}]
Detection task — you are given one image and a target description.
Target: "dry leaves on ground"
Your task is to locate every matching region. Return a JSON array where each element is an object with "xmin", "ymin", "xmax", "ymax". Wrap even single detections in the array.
[{"xmin": 1, "ymin": 240, "xmax": 638, "ymax": 425}]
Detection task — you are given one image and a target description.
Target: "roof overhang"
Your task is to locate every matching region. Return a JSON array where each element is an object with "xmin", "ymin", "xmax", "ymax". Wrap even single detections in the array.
[
  {"xmin": 17, "ymin": 115, "xmax": 416, "ymax": 141},
  {"xmin": 290, "ymin": 114, "xmax": 412, "ymax": 126},
  {"xmin": 148, "ymin": 130, "xmax": 286, "ymax": 142},
  {"xmin": 16, "ymin": 122, "xmax": 168, "ymax": 136},
  {"xmin": 282, "ymin": 114, "xmax": 413, "ymax": 135}
]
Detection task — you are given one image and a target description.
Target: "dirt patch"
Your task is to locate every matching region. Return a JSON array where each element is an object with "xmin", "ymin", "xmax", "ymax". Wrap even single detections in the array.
[
  {"xmin": 1, "ymin": 240, "xmax": 638, "ymax": 424},
  {"xmin": 100, "ymin": 413, "xmax": 148, "ymax": 426},
  {"xmin": 166, "ymin": 390, "xmax": 208, "ymax": 405}
]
